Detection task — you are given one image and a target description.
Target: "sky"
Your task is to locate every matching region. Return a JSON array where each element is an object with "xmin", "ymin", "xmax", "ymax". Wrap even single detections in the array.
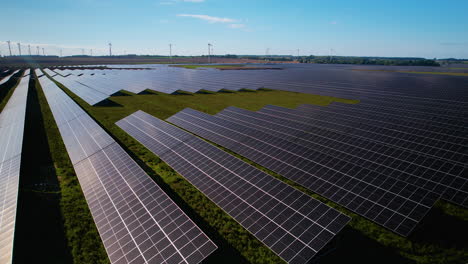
[{"xmin": 1, "ymin": 0, "xmax": 467, "ymax": 58}]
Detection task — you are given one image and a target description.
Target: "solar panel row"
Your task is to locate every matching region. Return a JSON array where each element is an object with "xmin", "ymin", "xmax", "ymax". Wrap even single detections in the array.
[
  {"xmin": 215, "ymin": 107, "xmax": 467, "ymax": 207},
  {"xmin": 34, "ymin": 69, "xmax": 44, "ymax": 78},
  {"xmin": 167, "ymin": 108, "xmax": 441, "ymax": 236},
  {"xmin": 51, "ymin": 74, "xmax": 109, "ymax": 105},
  {"xmin": 37, "ymin": 76, "xmax": 217, "ymax": 264},
  {"xmin": 300, "ymin": 103, "xmax": 467, "ymax": 138},
  {"xmin": 51, "ymin": 64, "xmax": 468, "ymax": 102},
  {"xmin": 116, "ymin": 110, "xmax": 350, "ymax": 264},
  {"xmin": 0, "ymin": 75, "xmax": 30, "ymax": 264},
  {"xmin": 258, "ymin": 105, "xmax": 468, "ymax": 165}
]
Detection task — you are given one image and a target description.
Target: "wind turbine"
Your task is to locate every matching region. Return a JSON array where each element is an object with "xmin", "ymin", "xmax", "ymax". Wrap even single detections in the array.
[
  {"xmin": 36, "ymin": 46, "xmax": 40, "ymax": 55},
  {"xmin": 208, "ymin": 43, "xmax": 213, "ymax": 64},
  {"xmin": 17, "ymin": 43, "xmax": 21, "ymax": 56},
  {"xmin": 109, "ymin": 42, "xmax": 112, "ymax": 56},
  {"xmin": 28, "ymin": 45, "xmax": 31, "ymax": 56},
  {"xmin": 7, "ymin": 41, "xmax": 12, "ymax": 56}
]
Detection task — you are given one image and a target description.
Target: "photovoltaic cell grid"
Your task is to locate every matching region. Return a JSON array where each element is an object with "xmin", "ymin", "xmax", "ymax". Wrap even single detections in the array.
[
  {"xmin": 51, "ymin": 74, "xmax": 109, "ymax": 106},
  {"xmin": 167, "ymin": 108, "xmax": 441, "ymax": 236},
  {"xmin": 37, "ymin": 76, "xmax": 217, "ymax": 264},
  {"xmin": 0, "ymin": 75, "xmax": 30, "ymax": 264},
  {"xmin": 116, "ymin": 110, "xmax": 350, "ymax": 264},
  {"xmin": 261, "ymin": 105, "xmax": 468, "ymax": 166},
  {"xmin": 217, "ymin": 106, "xmax": 468, "ymax": 207}
]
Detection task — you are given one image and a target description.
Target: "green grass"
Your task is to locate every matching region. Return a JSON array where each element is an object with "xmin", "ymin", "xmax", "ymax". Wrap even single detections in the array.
[
  {"xmin": 13, "ymin": 75, "xmax": 73, "ymax": 264},
  {"xmin": 36, "ymin": 74, "xmax": 467, "ymax": 264}
]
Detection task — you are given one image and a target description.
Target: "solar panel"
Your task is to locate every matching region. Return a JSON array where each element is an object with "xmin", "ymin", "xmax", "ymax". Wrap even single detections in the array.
[
  {"xmin": 51, "ymin": 75, "xmax": 109, "ymax": 105},
  {"xmin": 269, "ymin": 105, "xmax": 468, "ymax": 160},
  {"xmin": 328, "ymin": 101, "xmax": 467, "ymax": 128},
  {"xmin": 258, "ymin": 105, "xmax": 468, "ymax": 165},
  {"xmin": 43, "ymin": 68, "xmax": 59, "ymax": 77},
  {"xmin": 0, "ymin": 70, "xmax": 20, "ymax": 86},
  {"xmin": 215, "ymin": 106, "xmax": 468, "ymax": 207},
  {"xmin": 38, "ymin": 77, "xmax": 217, "ymax": 264},
  {"xmin": 0, "ymin": 76, "xmax": 30, "ymax": 264},
  {"xmin": 167, "ymin": 108, "xmax": 440, "ymax": 236},
  {"xmin": 116, "ymin": 110, "xmax": 350, "ymax": 264},
  {"xmin": 297, "ymin": 103, "xmax": 467, "ymax": 137},
  {"xmin": 34, "ymin": 69, "xmax": 44, "ymax": 78}
]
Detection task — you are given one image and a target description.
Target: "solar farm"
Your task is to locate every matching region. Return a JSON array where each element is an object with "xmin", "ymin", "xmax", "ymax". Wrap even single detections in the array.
[{"xmin": 0, "ymin": 64, "xmax": 467, "ymax": 264}]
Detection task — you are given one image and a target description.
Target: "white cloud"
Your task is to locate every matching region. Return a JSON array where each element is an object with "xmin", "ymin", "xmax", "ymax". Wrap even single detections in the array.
[
  {"xmin": 182, "ymin": 0, "xmax": 204, "ymax": 2},
  {"xmin": 177, "ymin": 14, "xmax": 236, "ymax": 23},
  {"xmin": 330, "ymin": 21, "xmax": 338, "ymax": 25}
]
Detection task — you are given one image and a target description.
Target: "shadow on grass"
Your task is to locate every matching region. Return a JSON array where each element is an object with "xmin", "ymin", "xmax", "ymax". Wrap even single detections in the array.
[
  {"xmin": 410, "ymin": 205, "xmax": 468, "ymax": 248},
  {"xmin": 217, "ymin": 89, "xmax": 237, "ymax": 93},
  {"xmin": 173, "ymin": 90, "xmax": 194, "ymax": 95},
  {"xmin": 257, "ymin": 88, "xmax": 274, "ymax": 92},
  {"xmin": 196, "ymin": 89, "xmax": 217, "ymax": 94},
  {"xmin": 238, "ymin": 88, "xmax": 257, "ymax": 92},
  {"xmin": 139, "ymin": 89, "xmax": 159, "ymax": 95},
  {"xmin": 315, "ymin": 227, "xmax": 414, "ymax": 264},
  {"xmin": 94, "ymin": 99, "xmax": 123, "ymax": 107},
  {"xmin": 13, "ymin": 75, "xmax": 73, "ymax": 264},
  {"xmin": 0, "ymin": 70, "xmax": 23, "ymax": 107},
  {"xmin": 111, "ymin": 90, "xmax": 132, "ymax": 96}
]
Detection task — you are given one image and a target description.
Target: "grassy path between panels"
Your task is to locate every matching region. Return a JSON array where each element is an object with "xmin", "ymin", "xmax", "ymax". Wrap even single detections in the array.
[
  {"xmin": 34, "ymin": 74, "xmax": 110, "ymax": 263},
  {"xmin": 40, "ymin": 72, "xmax": 467, "ymax": 264}
]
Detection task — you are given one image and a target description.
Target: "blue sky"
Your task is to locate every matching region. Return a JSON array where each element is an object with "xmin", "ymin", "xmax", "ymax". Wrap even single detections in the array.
[{"xmin": 1, "ymin": 0, "xmax": 467, "ymax": 58}]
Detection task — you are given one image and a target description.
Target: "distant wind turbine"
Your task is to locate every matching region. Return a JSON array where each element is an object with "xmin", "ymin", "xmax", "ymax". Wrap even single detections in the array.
[
  {"xmin": 7, "ymin": 41, "xmax": 12, "ymax": 56},
  {"xmin": 208, "ymin": 43, "xmax": 213, "ymax": 64}
]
